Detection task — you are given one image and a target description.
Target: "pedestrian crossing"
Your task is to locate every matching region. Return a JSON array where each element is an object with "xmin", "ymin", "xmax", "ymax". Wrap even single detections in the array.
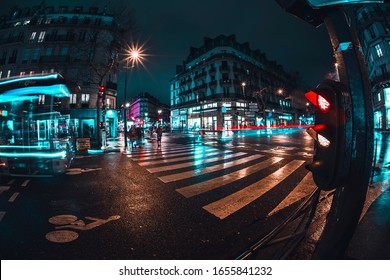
[{"xmin": 126, "ymin": 144, "xmax": 316, "ymax": 220}]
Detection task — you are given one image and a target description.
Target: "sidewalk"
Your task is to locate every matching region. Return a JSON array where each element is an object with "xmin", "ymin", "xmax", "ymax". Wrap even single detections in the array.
[{"xmin": 346, "ymin": 186, "xmax": 390, "ymax": 259}]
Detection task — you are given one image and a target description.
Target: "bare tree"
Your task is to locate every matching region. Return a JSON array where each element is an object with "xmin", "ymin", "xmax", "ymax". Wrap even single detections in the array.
[
  {"xmin": 75, "ymin": 6, "xmax": 137, "ymax": 148},
  {"xmin": 252, "ymin": 87, "xmax": 268, "ymax": 126}
]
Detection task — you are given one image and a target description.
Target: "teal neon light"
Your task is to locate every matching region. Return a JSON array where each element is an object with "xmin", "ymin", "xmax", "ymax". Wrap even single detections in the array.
[
  {"xmin": 0, "ymin": 84, "xmax": 70, "ymax": 103},
  {"xmin": 0, "ymin": 74, "xmax": 59, "ymax": 86},
  {"xmin": 0, "ymin": 150, "xmax": 66, "ymax": 159}
]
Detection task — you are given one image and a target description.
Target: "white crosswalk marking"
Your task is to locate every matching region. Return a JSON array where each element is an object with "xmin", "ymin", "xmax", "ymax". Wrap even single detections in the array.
[
  {"xmin": 131, "ymin": 148, "xmax": 218, "ymax": 161},
  {"xmin": 8, "ymin": 192, "xmax": 20, "ymax": 203},
  {"xmin": 158, "ymin": 153, "xmax": 257, "ymax": 183},
  {"xmin": 0, "ymin": 186, "xmax": 10, "ymax": 195},
  {"xmin": 203, "ymin": 160, "xmax": 306, "ymax": 219},
  {"xmin": 177, "ymin": 156, "xmax": 283, "ymax": 198},
  {"xmin": 129, "ymin": 144, "xmax": 312, "ymax": 219},
  {"xmin": 0, "ymin": 211, "xmax": 5, "ymax": 222},
  {"xmin": 147, "ymin": 152, "xmax": 245, "ymax": 173},
  {"xmin": 127, "ymin": 146, "xmax": 195, "ymax": 158},
  {"xmin": 267, "ymin": 172, "xmax": 315, "ymax": 217},
  {"xmin": 138, "ymin": 150, "xmax": 229, "ymax": 166}
]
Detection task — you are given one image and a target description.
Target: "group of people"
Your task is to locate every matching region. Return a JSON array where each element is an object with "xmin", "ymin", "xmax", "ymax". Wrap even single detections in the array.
[{"xmin": 127, "ymin": 124, "xmax": 163, "ymax": 149}]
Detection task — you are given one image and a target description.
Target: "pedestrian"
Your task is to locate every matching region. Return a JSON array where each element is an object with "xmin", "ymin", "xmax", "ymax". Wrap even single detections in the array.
[
  {"xmin": 136, "ymin": 125, "xmax": 143, "ymax": 148},
  {"xmin": 156, "ymin": 125, "xmax": 163, "ymax": 148},
  {"xmin": 128, "ymin": 125, "xmax": 136, "ymax": 149}
]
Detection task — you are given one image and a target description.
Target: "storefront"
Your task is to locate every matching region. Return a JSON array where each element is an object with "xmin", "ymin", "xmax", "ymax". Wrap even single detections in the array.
[{"xmin": 104, "ymin": 109, "xmax": 118, "ymax": 138}]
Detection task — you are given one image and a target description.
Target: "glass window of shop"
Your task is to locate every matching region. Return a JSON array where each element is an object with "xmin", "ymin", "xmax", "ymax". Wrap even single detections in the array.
[
  {"xmin": 387, "ymin": 109, "xmax": 390, "ymax": 129},
  {"xmin": 374, "ymin": 111, "xmax": 383, "ymax": 129},
  {"xmin": 385, "ymin": 88, "xmax": 390, "ymax": 108}
]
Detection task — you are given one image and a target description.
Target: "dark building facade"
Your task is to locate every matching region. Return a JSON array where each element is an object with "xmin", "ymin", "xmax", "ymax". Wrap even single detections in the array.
[
  {"xmin": 356, "ymin": 3, "xmax": 390, "ymax": 130},
  {"xmin": 126, "ymin": 92, "xmax": 169, "ymax": 128},
  {"xmin": 170, "ymin": 34, "xmax": 302, "ymax": 131},
  {"xmin": 0, "ymin": 1, "xmax": 131, "ymax": 139}
]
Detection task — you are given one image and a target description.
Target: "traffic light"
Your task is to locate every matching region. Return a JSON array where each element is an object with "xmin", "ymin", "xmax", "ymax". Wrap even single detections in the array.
[
  {"xmin": 98, "ymin": 85, "xmax": 105, "ymax": 97},
  {"xmin": 305, "ymin": 79, "xmax": 352, "ymax": 190}
]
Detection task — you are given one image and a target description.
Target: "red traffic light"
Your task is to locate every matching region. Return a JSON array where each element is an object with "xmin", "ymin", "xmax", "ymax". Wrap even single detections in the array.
[
  {"xmin": 305, "ymin": 90, "xmax": 331, "ymax": 113},
  {"xmin": 98, "ymin": 85, "xmax": 105, "ymax": 92}
]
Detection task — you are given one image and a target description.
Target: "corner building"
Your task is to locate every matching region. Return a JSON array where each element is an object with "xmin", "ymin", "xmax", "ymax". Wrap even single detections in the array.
[
  {"xmin": 170, "ymin": 34, "xmax": 300, "ymax": 131},
  {"xmin": 356, "ymin": 4, "xmax": 390, "ymax": 131},
  {"xmin": 0, "ymin": 2, "xmax": 124, "ymax": 139}
]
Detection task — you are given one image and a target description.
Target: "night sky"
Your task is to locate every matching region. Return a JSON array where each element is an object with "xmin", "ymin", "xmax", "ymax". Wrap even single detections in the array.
[{"xmin": 5, "ymin": 0, "xmax": 335, "ymax": 104}]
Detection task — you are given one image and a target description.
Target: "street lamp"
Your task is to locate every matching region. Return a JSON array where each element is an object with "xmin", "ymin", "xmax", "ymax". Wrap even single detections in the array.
[{"xmin": 334, "ymin": 63, "xmax": 340, "ymax": 81}]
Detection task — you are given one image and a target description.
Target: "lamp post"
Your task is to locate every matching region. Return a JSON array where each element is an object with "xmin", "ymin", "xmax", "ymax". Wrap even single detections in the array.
[
  {"xmin": 158, "ymin": 109, "xmax": 162, "ymax": 125},
  {"xmin": 122, "ymin": 43, "xmax": 145, "ymax": 151},
  {"xmin": 241, "ymin": 82, "xmax": 246, "ymax": 127}
]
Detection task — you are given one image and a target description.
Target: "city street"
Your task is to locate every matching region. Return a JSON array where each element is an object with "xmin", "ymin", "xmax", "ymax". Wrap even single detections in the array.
[{"xmin": 1, "ymin": 128, "xmax": 389, "ymax": 260}]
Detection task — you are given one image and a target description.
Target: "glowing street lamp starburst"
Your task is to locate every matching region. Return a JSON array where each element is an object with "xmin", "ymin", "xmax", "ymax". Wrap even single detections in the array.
[{"xmin": 124, "ymin": 42, "xmax": 149, "ymax": 69}]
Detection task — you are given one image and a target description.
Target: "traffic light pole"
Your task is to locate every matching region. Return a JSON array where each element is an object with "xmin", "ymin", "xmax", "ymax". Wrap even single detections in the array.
[{"xmin": 312, "ymin": 6, "xmax": 374, "ymax": 259}]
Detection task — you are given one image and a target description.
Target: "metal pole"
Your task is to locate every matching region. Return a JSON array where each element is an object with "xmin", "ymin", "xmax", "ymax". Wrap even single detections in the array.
[
  {"xmin": 312, "ymin": 6, "xmax": 374, "ymax": 259},
  {"xmin": 123, "ymin": 66, "xmax": 128, "ymax": 150}
]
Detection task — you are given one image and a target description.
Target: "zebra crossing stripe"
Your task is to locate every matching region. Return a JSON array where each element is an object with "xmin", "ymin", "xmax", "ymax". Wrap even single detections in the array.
[
  {"xmin": 138, "ymin": 150, "xmax": 230, "ymax": 167},
  {"xmin": 177, "ymin": 156, "xmax": 283, "ymax": 198},
  {"xmin": 267, "ymin": 172, "xmax": 315, "ymax": 217},
  {"xmin": 158, "ymin": 153, "xmax": 258, "ymax": 183},
  {"xmin": 0, "ymin": 186, "xmax": 10, "ymax": 195},
  {"xmin": 202, "ymin": 160, "xmax": 306, "ymax": 219},
  {"xmin": 147, "ymin": 152, "xmax": 243, "ymax": 173},
  {"xmin": 131, "ymin": 147, "xmax": 218, "ymax": 161},
  {"xmin": 8, "ymin": 192, "xmax": 20, "ymax": 203},
  {"xmin": 129, "ymin": 147, "xmax": 217, "ymax": 159},
  {"xmin": 0, "ymin": 211, "xmax": 5, "ymax": 222}
]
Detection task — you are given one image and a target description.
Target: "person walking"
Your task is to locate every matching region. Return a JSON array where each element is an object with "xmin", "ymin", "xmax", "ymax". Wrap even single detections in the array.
[
  {"xmin": 128, "ymin": 125, "xmax": 136, "ymax": 149},
  {"xmin": 135, "ymin": 125, "xmax": 143, "ymax": 148},
  {"xmin": 156, "ymin": 125, "xmax": 163, "ymax": 148}
]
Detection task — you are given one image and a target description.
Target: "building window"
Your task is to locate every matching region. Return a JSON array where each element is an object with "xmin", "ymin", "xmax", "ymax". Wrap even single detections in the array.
[
  {"xmin": 61, "ymin": 47, "xmax": 69, "ymax": 56},
  {"xmin": 31, "ymin": 48, "xmax": 40, "ymax": 63},
  {"xmin": 375, "ymin": 44, "xmax": 383, "ymax": 58},
  {"xmin": 38, "ymin": 95, "xmax": 45, "ymax": 105},
  {"xmin": 368, "ymin": 25, "xmax": 376, "ymax": 39},
  {"xmin": 74, "ymin": 6, "xmax": 83, "ymax": 13},
  {"xmin": 45, "ymin": 18, "xmax": 52, "ymax": 24},
  {"xmin": 45, "ymin": 47, "xmax": 53, "ymax": 56},
  {"xmin": 106, "ymin": 98, "xmax": 111, "ymax": 108},
  {"xmin": 59, "ymin": 6, "xmax": 68, "ymax": 13},
  {"xmin": 19, "ymin": 72, "xmax": 25, "ymax": 77},
  {"xmin": 70, "ymin": 94, "xmax": 77, "ymax": 104},
  {"xmin": 22, "ymin": 49, "xmax": 30, "ymax": 63},
  {"xmin": 29, "ymin": 32, "xmax": 36, "ymax": 42},
  {"xmin": 38, "ymin": 31, "xmax": 46, "ymax": 43},
  {"xmin": 380, "ymin": 64, "xmax": 388, "ymax": 79},
  {"xmin": 81, "ymin": 94, "xmax": 90, "ymax": 104},
  {"xmin": 7, "ymin": 70, "xmax": 11, "ymax": 78},
  {"xmin": 79, "ymin": 30, "xmax": 86, "ymax": 42},
  {"xmin": 378, "ymin": 93, "xmax": 381, "ymax": 102}
]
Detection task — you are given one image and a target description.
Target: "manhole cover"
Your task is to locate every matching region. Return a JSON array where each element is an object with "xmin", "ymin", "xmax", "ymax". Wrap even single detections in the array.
[
  {"xmin": 46, "ymin": 230, "xmax": 79, "ymax": 243},
  {"xmin": 48, "ymin": 215, "xmax": 78, "ymax": 225}
]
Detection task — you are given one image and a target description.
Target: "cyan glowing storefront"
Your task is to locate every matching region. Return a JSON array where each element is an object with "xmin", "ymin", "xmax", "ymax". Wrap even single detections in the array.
[{"xmin": 386, "ymin": 88, "xmax": 390, "ymax": 129}]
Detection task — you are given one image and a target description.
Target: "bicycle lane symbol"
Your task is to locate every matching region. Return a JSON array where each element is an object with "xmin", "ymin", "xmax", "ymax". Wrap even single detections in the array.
[{"xmin": 45, "ymin": 214, "xmax": 120, "ymax": 243}]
